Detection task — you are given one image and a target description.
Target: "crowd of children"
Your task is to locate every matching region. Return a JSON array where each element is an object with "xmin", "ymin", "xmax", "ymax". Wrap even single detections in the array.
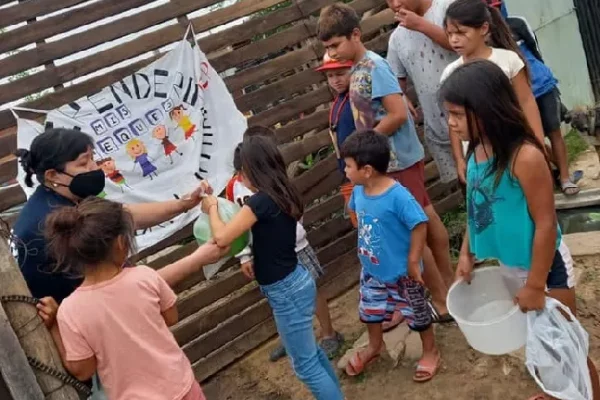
[{"xmin": 17, "ymin": 0, "xmax": 595, "ymax": 399}]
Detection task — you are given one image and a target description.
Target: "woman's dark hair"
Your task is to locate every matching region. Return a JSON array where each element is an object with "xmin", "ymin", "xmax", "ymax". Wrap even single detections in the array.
[
  {"xmin": 233, "ymin": 143, "xmax": 243, "ymax": 172},
  {"xmin": 240, "ymin": 135, "xmax": 304, "ymax": 220},
  {"xmin": 440, "ymin": 59, "xmax": 548, "ymax": 186},
  {"xmin": 444, "ymin": 0, "xmax": 529, "ymax": 79},
  {"xmin": 45, "ymin": 197, "xmax": 136, "ymax": 274},
  {"xmin": 15, "ymin": 128, "xmax": 94, "ymax": 187}
]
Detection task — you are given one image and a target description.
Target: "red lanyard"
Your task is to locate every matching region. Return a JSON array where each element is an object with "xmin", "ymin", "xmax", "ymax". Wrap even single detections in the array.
[{"xmin": 329, "ymin": 93, "xmax": 349, "ymax": 131}]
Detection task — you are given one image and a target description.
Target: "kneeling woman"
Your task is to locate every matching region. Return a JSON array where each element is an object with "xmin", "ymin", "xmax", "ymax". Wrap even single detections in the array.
[{"xmin": 200, "ymin": 135, "xmax": 344, "ymax": 400}]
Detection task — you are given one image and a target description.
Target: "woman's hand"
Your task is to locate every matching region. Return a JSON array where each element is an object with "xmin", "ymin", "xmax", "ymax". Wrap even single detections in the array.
[
  {"xmin": 241, "ymin": 261, "xmax": 255, "ymax": 280},
  {"xmin": 515, "ymin": 285, "xmax": 546, "ymax": 312},
  {"xmin": 455, "ymin": 253, "xmax": 474, "ymax": 283},
  {"xmin": 181, "ymin": 181, "xmax": 214, "ymax": 211},
  {"xmin": 201, "ymin": 195, "xmax": 219, "ymax": 214},
  {"xmin": 37, "ymin": 297, "xmax": 59, "ymax": 328}
]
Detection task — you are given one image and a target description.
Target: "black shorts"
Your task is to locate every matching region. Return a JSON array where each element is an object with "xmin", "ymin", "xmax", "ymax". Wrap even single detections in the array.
[{"xmin": 536, "ymin": 88, "xmax": 562, "ymax": 135}]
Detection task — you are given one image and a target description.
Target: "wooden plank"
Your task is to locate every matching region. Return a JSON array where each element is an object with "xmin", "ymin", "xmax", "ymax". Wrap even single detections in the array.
[
  {"xmin": 249, "ymin": 86, "xmax": 332, "ymax": 128},
  {"xmin": 426, "ymin": 179, "xmax": 458, "ymax": 202},
  {"xmin": 0, "ymin": 132, "xmax": 17, "ymax": 161},
  {"xmin": 235, "ymin": 69, "xmax": 325, "ymax": 113},
  {"xmin": 131, "ymin": 224, "xmax": 193, "ymax": 262},
  {"xmin": 0, "ymin": 156, "xmax": 17, "ymax": 186},
  {"xmin": 199, "ymin": 0, "xmax": 383, "ymax": 55},
  {"xmin": 275, "ymin": 109, "xmax": 329, "ymax": 145},
  {"xmin": 433, "ymin": 190, "xmax": 464, "ymax": 215},
  {"xmin": 0, "ymin": 186, "xmax": 25, "ymax": 214},
  {"xmin": 315, "ymin": 230, "xmax": 356, "ymax": 266},
  {"xmin": 281, "ymin": 128, "xmax": 330, "ymax": 164},
  {"xmin": 176, "ymin": 267, "xmax": 251, "ymax": 322},
  {"xmin": 306, "ymin": 215, "xmax": 352, "ymax": 249},
  {"xmin": 192, "ymin": 250, "xmax": 360, "ymax": 382},
  {"xmin": 0, "ymin": 0, "xmax": 284, "ymax": 103},
  {"xmin": 295, "ymin": 154, "xmax": 337, "ymax": 194},
  {"xmin": 304, "ymin": 194, "xmax": 344, "ymax": 226},
  {"xmin": 0, "ymin": 0, "xmax": 97, "ymax": 31},
  {"xmin": 193, "ymin": 318, "xmax": 277, "ymax": 382},
  {"xmin": 304, "ymin": 170, "xmax": 344, "ymax": 204},
  {"xmin": 183, "ymin": 299, "xmax": 271, "ymax": 364},
  {"xmin": 224, "ymin": 46, "xmax": 316, "ymax": 93},
  {"xmin": 0, "ymin": 0, "xmax": 225, "ymax": 79}
]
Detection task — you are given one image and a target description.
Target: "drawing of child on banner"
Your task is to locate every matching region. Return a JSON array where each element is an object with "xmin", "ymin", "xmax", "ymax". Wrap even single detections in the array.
[
  {"xmin": 125, "ymin": 139, "xmax": 158, "ymax": 180},
  {"xmin": 97, "ymin": 157, "xmax": 132, "ymax": 192},
  {"xmin": 152, "ymin": 125, "xmax": 183, "ymax": 164},
  {"xmin": 169, "ymin": 105, "xmax": 197, "ymax": 141}
]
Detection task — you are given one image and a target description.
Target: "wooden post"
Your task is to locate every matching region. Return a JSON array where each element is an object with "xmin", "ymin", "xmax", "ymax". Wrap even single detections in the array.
[
  {"xmin": 0, "ymin": 301, "xmax": 45, "ymax": 400},
  {"xmin": 0, "ymin": 240, "xmax": 80, "ymax": 400}
]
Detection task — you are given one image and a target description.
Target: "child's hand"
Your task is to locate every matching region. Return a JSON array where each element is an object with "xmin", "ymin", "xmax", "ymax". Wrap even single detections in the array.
[
  {"xmin": 200, "ymin": 195, "xmax": 218, "ymax": 214},
  {"xmin": 395, "ymin": 8, "xmax": 424, "ymax": 31},
  {"xmin": 241, "ymin": 261, "xmax": 255, "ymax": 280},
  {"xmin": 37, "ymin": 297, "xmax": 59, "ymax": 328},
  {"xmin": 515, "ymin": 285, "xmax": 546, "ymax": 312},
  {"xmin": 408, "ymin": 261, "xmax": 424, "ymax": 286},
  {"xmin": 197, "ymin": 239, "xmax": 229, "ymax": 264},
  {"xmin": 455, "ymin": 254, "xmax": 474, "ymax": 283}
]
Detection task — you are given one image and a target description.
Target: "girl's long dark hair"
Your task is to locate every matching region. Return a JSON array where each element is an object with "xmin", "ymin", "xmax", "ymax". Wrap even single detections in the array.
[
  {"xmin": 445, "ymin": 0, "xmax": 529, "ymax": 79},
  {"xmin": 440, "ymin": 59, "xmax": 548, "ymax": 186},
  {"xmin": 240, "ymin": 135, "xmax": 304, "ymax": 220}
]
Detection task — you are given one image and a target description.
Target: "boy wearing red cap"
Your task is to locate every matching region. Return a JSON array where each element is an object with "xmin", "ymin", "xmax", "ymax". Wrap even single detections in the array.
[{"xmin": 315, "ymin": 54, "xmax": 358, "ymax": 227}]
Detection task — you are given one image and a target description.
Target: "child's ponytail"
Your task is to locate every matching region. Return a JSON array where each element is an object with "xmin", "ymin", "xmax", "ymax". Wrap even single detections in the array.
[{"xmin": 486, "ymin": 5, "xmax": 530, "ymax": 79}]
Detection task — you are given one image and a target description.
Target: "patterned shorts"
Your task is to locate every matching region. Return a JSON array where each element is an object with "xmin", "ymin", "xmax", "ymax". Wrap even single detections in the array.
[
  {"xmin": 359, "ymin": 272, "xmax": 432, "ymax": 332},
  {"xmin": 297, "ymin": 245, "xmax": 325, "ymax": 281}
]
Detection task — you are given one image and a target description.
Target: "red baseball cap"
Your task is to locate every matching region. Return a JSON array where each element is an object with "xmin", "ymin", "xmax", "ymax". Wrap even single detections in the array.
[{"xmin": 315, "ymin": 53, "xmax": 353, "ymax": 72}]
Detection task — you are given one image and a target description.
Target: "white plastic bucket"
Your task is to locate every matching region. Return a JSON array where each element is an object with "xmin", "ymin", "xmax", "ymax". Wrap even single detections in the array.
[{"xmin": 447, "ymin": 266, "xmax": 527, "ymax": 355}]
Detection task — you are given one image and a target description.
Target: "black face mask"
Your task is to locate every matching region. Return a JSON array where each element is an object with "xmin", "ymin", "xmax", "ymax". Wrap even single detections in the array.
[{"xmin": 60, "ymin": 170, "xmax": 106, "ymax": 199}]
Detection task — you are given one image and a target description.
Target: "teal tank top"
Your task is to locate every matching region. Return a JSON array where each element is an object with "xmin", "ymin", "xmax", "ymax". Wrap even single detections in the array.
[{"xmin": 466, "ymin": 155, "xmax": 562, "ymax": 269}]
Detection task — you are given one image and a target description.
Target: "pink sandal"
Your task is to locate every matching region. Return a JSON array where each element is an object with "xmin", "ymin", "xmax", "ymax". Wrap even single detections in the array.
[
  {"xmin": 345, "ymin": 345, "xmax": 384, "ymax": 376},
  {"xmin": 413, "ymin": 353, "xmax": 441, "ymax": 383}
]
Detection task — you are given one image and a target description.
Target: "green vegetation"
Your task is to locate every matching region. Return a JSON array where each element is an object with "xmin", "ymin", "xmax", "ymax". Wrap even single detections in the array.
[
  {"xmin": 441, "ymin": 202, "xmax": 467, "ymax": 261},
  {"xmin": 564, "ymin": 128, "xmax": 589, "ymax": 165}
]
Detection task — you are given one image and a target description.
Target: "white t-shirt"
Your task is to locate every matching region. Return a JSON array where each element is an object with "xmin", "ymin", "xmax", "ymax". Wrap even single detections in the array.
[
  {"xmin": 440, "ymin": 48, "xmax": 525, "ymax": 83},
  {"xmin": 226, "ymin": 176, "xmax": 309, "ymax": 263},
  {"xmin": 387, "ymin": 0, "xmax": 458, "ymax": 147}
]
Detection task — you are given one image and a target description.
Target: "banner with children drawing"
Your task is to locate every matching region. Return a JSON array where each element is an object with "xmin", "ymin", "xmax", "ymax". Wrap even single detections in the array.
[{"xmin": 14, "ymin": 28, "xmax": 247, "ymax": 251}]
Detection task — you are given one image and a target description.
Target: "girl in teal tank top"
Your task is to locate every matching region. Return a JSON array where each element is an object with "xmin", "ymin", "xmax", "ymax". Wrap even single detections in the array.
[{"xmin": 440, "ymin": 59, "xmax": 600, "ymax": 399}]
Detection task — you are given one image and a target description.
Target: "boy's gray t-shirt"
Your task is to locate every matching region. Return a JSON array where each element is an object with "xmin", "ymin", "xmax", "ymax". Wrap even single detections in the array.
[{"xmin": 387, "ymin": 0, "xmax": 458, "ymax": 177}]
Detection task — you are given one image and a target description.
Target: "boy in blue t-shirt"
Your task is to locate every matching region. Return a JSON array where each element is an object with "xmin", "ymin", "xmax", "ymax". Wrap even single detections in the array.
[
  {"xmin": 317, "ymin": 2, "xmax": 455, "ymax": 327},
  {"xmin": 340, "ymin": 130, "xmax": 440, "ymax": 382}
]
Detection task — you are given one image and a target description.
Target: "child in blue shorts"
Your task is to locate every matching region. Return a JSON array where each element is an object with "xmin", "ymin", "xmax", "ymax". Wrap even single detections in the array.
[{"xmin": 341, "ymin": 130, "xmax": 440, "ymax": 382}]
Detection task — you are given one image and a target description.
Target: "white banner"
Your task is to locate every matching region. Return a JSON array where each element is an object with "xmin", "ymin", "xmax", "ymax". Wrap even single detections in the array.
[{"xmin": 15, "ymin": 31, "xmax": 247, "ymax": 250}]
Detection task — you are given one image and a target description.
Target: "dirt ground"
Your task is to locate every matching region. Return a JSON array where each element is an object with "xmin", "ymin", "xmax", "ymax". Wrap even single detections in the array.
[
  {"xmin": 571, "ymin": 148, "xmax": 600, "ymax": 190},
  {"xmin": 203, "ymin": 252, "xmax": 600, "ymax": 400}
]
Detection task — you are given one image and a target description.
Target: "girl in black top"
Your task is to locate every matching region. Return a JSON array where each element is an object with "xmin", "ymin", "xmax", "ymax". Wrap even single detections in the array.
[{"xmin": 201, "ymin": 134, "xmax": 344, "ymax": 400}]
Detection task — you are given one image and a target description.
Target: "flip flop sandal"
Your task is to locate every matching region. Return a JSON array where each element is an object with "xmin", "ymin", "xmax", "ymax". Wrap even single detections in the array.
[
  {"xmin": 320, "ymin": 331, "xmax": 344, "ymax": 359},
  {"xmin": 382, "ymin": 310, "xmax": 405, "ymax": 332},
  {"xmin": 561, "ymin": 180, "xmax": 580, "ymax": 196},
  {"xmin": 345, "ymin": 349, "xmax": 381, "ymax": 376},
  {"xmin": 428, "ymin": 302, "xmax": 455, "ymax": 324},
  {"xmin": 573, "ymin": 170, "xmax": 584, "ymax": 184},
  {"xmin": 413, "ymin": 355, "xmax": 441, "ymax": 383}
]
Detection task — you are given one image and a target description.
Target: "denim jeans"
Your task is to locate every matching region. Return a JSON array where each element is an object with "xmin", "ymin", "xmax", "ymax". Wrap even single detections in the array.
[{"xmin": 260, "ymin": 266, "xmax": 343, "ymax": 400}]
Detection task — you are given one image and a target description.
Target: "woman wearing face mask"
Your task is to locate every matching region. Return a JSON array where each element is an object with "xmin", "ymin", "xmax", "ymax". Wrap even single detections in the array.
[{"xmin": 12, "ymin": 128, "xmax": 227, "ymax": 304}]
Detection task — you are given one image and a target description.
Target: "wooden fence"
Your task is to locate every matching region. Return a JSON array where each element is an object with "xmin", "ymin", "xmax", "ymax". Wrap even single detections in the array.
[{"xmin": 0, "ymin": 0, "xmax": 462, "ymax": 391}]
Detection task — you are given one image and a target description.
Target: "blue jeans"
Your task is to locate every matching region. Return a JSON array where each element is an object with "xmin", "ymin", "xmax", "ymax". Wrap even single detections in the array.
[{"xmin": 260, "ymin": 266, "xmax": 343, "ymax": 400}]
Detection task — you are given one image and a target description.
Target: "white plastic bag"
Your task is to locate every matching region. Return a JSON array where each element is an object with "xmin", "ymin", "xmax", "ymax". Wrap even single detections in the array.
[{"xmin": 525, "ymin": 297, "xmax": 592, "ymax": 400}]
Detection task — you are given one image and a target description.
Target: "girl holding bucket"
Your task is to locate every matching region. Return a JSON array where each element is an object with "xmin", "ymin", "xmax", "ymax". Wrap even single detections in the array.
[
  {"xmin": 440, "ymin": 59, "xmax": 600, "ymax": 400},
  {"xmin": 199, "ymin": 134, "xmax": 344, "ymax": 400}
]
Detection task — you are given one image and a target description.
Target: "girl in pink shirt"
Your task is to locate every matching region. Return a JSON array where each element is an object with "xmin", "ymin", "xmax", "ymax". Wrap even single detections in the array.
[{"xmin": 37, "ymin": 197, "xmax": 205, "ymax": 400}]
